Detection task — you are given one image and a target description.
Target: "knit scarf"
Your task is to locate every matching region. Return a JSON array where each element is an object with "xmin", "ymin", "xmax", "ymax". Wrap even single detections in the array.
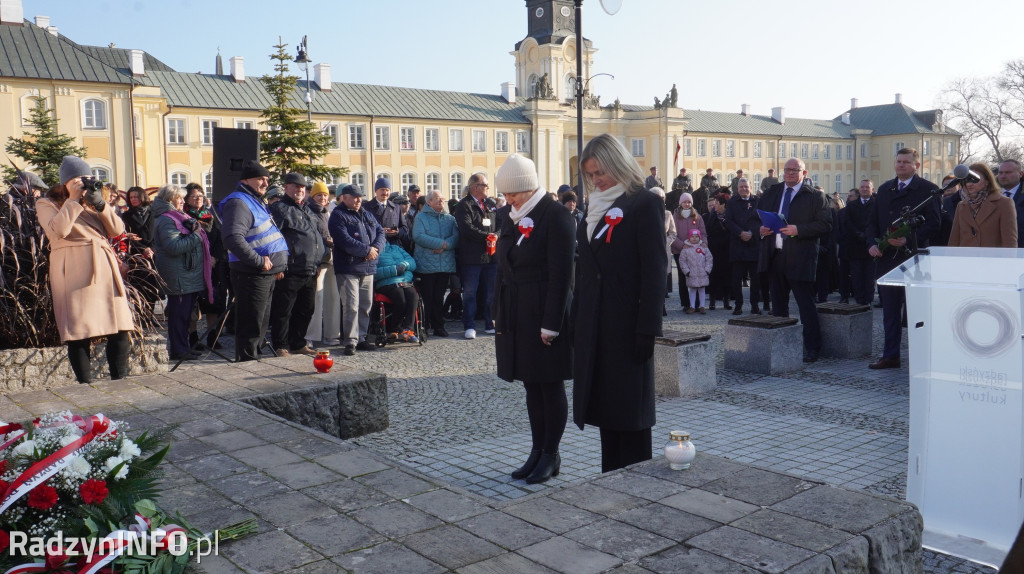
[
  {"xmin": 965, "ymin": 190, "xmax": 988, "ymax": 220},
  {"xmin": 585, "ymin": 184, "xmax": 626, "ymax": 243},
  {"xmin": 161, "ymin": 210, "xmax": 213, "ymax": 303},
  {"xmin": 510, "ymin": 186, "xmax": 547, "ymax": 224}
]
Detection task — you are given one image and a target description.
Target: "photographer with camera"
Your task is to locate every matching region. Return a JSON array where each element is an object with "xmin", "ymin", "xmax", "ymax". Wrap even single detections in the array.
[
  {"xmin": 36, "ymin": 156, "xmax": 135, "ymax": 384},
  {"xmin": 151, "ymin": 184, "xmax": 213, "ymax": 361}
]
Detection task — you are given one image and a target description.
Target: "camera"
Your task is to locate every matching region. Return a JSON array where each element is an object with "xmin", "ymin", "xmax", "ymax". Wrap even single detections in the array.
[{"xmin": 80, "ymin": 177, "xmax": 104, "ymax": 192}]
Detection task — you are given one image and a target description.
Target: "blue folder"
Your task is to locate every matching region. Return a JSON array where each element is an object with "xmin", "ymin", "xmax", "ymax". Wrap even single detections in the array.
[{"xmin": 757, "ymin": 210, "xmax": 788, "ymax": 233}]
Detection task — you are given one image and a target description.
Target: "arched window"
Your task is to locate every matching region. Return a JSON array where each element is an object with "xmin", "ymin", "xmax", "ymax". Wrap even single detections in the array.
[
  {"xmin": 426, "ymin": 173, "xmax": 440, "ymax": 194},
  {"xmin": 563, "ymin": 74, "xmax": 576, "ymax": 102},
  {"xmin": 91, "ymin": 167, "xmax": 111, "ymax": 182},
  {"xmin": 82, "ymin": 99, "xmax": 107, "ymax": 129},
  {"xmin": 449, "ymin": 172, "xmax": 465, "ymax": 199},
  {"xmin": 170, "ymin": 172, "xmax": 189, "ymax": 187},
  {"xmin": 528, "ymin": 74, "xmax": 538, "ymax": 98},
  {"xmin": 375, "ymin": 173, "xmax": 392, "ymax": 188},
  {"xmin": 401, "ymin": 173, "xmax": 417, "ymax": 194},
  {"xmin": 350, "ymin": 173, "xmax": 365, "ymax": 190}
]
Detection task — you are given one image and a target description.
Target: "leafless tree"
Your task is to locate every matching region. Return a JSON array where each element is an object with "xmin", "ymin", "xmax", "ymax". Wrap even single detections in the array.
[
  {"xmin": 998, "ymin": 59, "xmax": 1024, "ymax": 132},
  {"xmin": 941, "ymin": 77, "xmax": 1012, "ymax": 163}
]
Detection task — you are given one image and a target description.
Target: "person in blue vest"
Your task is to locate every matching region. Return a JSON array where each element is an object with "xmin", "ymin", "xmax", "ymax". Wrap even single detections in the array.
[{"xmin": 218, "ymin": 160, "xmax": 289, "ymax": 362}]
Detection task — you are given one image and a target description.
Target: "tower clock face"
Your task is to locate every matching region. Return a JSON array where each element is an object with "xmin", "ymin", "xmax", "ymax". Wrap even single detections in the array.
[
  {"xmin": 560, "ymin": 6, "xmax": 571, "ymax": 17},
  {"xmin": 535, "ymin": 7, "xmax": 544, "ymax": 17}
]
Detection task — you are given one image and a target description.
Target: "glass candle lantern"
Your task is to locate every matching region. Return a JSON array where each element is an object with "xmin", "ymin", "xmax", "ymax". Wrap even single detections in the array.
[
  {"xmin": 313, "ymin": 350, "xmax": 334, "ymax": 373},
  {"xmin": 664, "ymin": 430, "xmax": 696, "ymax": 470}
]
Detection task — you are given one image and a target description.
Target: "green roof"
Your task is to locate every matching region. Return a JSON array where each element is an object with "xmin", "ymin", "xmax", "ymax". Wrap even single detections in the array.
[
  {"xmin": 837, "ymin": 103, "xmax": 959, "ymax": 137},
  {"xmin": 0, "ymin": 20, "xmax": 133, "ymax": 84},
  {"xmin": 681, "ymin": 109, "xmax": 853, "ymax": 139}
]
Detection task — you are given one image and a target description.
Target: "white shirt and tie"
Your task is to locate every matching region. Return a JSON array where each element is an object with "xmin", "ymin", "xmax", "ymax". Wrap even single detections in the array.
[
  {"xmin": 776, "ymin": 183, "xmax": 802, "ymax": 249},
  {"xmin": 1003, "ymin": 184, "xmax": 1020, "ymax": 199}
]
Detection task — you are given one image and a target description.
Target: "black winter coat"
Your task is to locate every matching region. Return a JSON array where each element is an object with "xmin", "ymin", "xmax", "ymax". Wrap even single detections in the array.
[
  {"xmin": 865, "ymin": 175, "xmax": 940, "ymax": 278},
  {"xmin": 841, "ymin": 197, "xmax": 874, "ymax": 260},
  {"xmin": 757, "ymin": 183, "xmax": 832, "ymax": 282},
  {"xmin": 270, "ymin": 195, "xmax": 327, "ymax": 276},
  {"xmin": 572, "ymin": 186, "xmax": 667, "ymax": 432},
  {"xmin": 493, "ymin": 194, "xmax": 575, "ymax": 384},
  {"xmin": 365, "ymin": 198, "xmax": 410, "ymax": 249},
  {"xmin": 723, "ymin": 195, "xmax": 761, "ymax": 262},
  {"xmin": 120, "ymin": 205, "xmax": 154, "ymax": 254},
  {"xmin": 455, "ymin": 195, "xmax": 499, "ymax": 265}
]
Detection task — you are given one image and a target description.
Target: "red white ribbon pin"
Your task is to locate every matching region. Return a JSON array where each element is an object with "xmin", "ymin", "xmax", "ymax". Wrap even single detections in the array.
[
  {"xmin": 517, "ymin": 217, "xmax": 534, "ymax": 246},
  {"xmin": 594, "ymin": 207, "xmax": 623, "ymax": 243}
]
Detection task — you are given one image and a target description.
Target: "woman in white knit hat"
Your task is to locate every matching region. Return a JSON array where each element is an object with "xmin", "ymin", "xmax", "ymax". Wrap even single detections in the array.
[
  {"xmin": 492, "ymin": 154, "xmax": 575, "ymax": 484},
  {"xmin": 36, "ymin": 156, "xmax": 135, "ymax": 383}
]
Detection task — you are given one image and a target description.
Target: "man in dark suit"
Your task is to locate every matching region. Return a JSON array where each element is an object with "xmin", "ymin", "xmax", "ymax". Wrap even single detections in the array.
[
  {"xmin": 843, "ymin": 179, "xmax": 876, "ymax": 305},
  {"xmin": 997, "ymin": 160, "xmax": 1024, "ymax": 247},
  {"xmin": 758, "ymin": 158, "xmax": 832, "ymax": 362},
  {"xmin": 865, "ymin": 148, "xmax": 940, "ymax": 369},
  {"xmin": 724, "ymin": 180, "xmax": 763, "ymax": 315}
]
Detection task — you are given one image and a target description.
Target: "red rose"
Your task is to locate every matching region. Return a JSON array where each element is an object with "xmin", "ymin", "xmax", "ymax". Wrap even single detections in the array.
[
  {"xmin": 0, "ymin": 529, "xmax": 9, "ymax": 552},
  {"xmin": 79, "ymin": 479, "xmax": 109, "ymax": 505},
  {"xmin": 27, "ymin": 483, "xmax": 58, "ymax": 510}
]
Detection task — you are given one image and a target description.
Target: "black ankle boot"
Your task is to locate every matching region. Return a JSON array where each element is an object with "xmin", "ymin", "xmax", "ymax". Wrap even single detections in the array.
[
  {"xmin": 511, "ymin": 449, "xmax": 542, "ymax": 480},
  {"xmin": 206, "ymin": 332, "xmax": 223, "ymax": 350},
  {"xmin": 525, "ymin": 452, "xmax": 561, "ymax": 484}
]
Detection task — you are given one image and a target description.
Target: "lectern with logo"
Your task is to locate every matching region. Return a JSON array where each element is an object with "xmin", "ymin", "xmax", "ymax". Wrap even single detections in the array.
[{"xmin": 879, "ymin": 247, "xmax": 1024, "ymax": 568}]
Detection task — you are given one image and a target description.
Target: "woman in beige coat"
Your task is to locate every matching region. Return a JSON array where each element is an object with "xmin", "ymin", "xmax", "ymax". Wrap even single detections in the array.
[
  {"xmin": 948, "ymin": 163, "xmax": 1018, "ymax": 248},
  {"xmin": 36, "ymin": 156, "xmax": 135, "ymax": 383}
]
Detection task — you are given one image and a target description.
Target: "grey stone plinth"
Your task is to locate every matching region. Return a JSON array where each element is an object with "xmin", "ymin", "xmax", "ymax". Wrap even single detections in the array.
[
  {"xmin": 655, "ymin": 330, "xmax": 716, "ymax": 397},
  {"xmin": 242, "ymin": 375, "xmax": 388, "ymax": 439},
  {"xmin": 816, "ymin": 307, "xmax": 873, "ymax": 359},
  {"xmin": 724, "ymin": 320, "xmax": 803, "ymax": 374}
]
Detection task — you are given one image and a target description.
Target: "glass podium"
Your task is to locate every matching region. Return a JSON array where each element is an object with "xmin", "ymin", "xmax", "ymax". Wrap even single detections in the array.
[{"xmin": 879, "ymin": 247, "xmax": 1024, "ymax": 568}]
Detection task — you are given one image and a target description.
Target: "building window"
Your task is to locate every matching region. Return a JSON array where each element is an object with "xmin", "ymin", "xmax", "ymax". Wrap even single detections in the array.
[
  {"xmin": 401, "ymin": 173, "xmax": 417, "ymax": 193},
  {"xmin": 791, "ymin": 143, "xmax": 799, "ymax": 158},
  {"xmin": 725, "ymin": 140, "xmax": 735, "ymax": 157},
  {"xmin": 631, "ymin": 138, "xmax": 645, "ymax": 157},
  {"xmin": 740, "ymin": 141, "xmax": 749, "ymax": 158},
  {"xmin": 236, "ymin": 120, "xmax": 254, "ymax": 130},
  {"xmin": 495, "ymin": 131, "xmax": 509, "ymax": 153},
  {"xmin": 860, "ymin": 143, "xmax": 868, "ymax": 158},
  {"xmin": 922, "ymin": 140, "xmax": 931, "ymax": 156},
  {"xmin": 376, "ymin": 172, "xmax": 392, "ymax": 186},
  {"xmin": 349, "ymin": 125, "xmax": 365, "ymax": 149},
  {"xmin": 201, "ymin": 120, "xmax": 219, "ymax": 145},
  {"xmin": 374, "ymin": 126, "xmax": 390, "ymax": 150},
  {"xmin": 894, "ymin": 141, "xmax": 905, "ymax": 155},
  {"xmin": 133, "ymin": 112, "xmax": 142, "ymax": 140},
  {"xmin": 800, "ymin": 144, "xmax": 809, "ymax": 159},
  {"xmin": 835, "ymin": 174, "xmax": 842, "ymax": 194},
  {"xmin": 91, "ymin": 167, "xmax": 111, "ymax": 182},
  {"xmin": 847, "ymin": 145, "xmax": 853, "ymax": 159},
  {"xmin": 696, "ymin": 139, "xmax": 707, "ymax": 157},
  {"xmin": 683, "ymin": 139, "xmax": 692, "ymax": 156},
  {"xmin": 324, "ymin": 124, "xmax": 340, "ymax": 149},
  {"xmin": 170, "ymin": 172, "xmax": 188, "ymax": 186},
  {"xmin": 450, "ymin": 172, "xmax": 465, "ymax": 198},
  {"xmin": 516, "ymin": 130, "xmax": 530, "ymax": 153},
  {"xmin": 835, "ymin": 144, "xmax": 842, "ymax": 160},
  {"xmin": 947, "ymin": 141, "xmax": 955, "ymax": 157},
  {"xmin": 823, "ymin": 144, "xmax": 831, "ymax": 160},
  {"xmin": 351, "ymin": 173, "xmax": 365, "ymax": 190},
  {"xmin": 768, "ymin": 141, "xmax": 775, "ymax": 158},
  {"xmin": 167, "ymin": 118, "xmax": 185, "ymax": 145},
  {"xmin": 812, "ymin": 144, "xmax": 820, "ymax": 159},
  {"xmin": 323, "ymin": 173, "xmax": 339, "ymax": 185},
  {"xmin": 425, "ymin": 128, "xmax": 439, "ymax": 151},
  {"xmin": 449, "ymin": 129, "xmax": 464, "ymax": 152},
  {"xmin": 712, "ymin": 140, "xmax": 722, "ymax": 157},
  {"xmin": 204, "ymin": 171, "xmax": 214, "ymax": 194},
  {"xmin": 754, "ymin": 174, "xmax": 762, "ymax": 190},
  {"xmin": 400, "ymin": 127, "xmax": 415, "ymax": 151},
  {"xmin": 811, "ymin": 174, "xmax": 819, "ymax": 186},
  {"xmin": 472, "ymin": 129, "xmax": 487, "ymax": 153},
  {"xmin": 426, "ymin": 172, "xmax": 440, "ymax": 193},
  {"xmin": 82, "ymin": 99, "xmax": 107, "ymax": 129}
]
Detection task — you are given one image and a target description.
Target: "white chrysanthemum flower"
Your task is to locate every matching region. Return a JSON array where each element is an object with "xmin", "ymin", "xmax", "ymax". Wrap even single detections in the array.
[
  {"xmin": 68, "ymin": 456, "xmax": 91, "ymax": 477},
  {"xmin": 119, "ymin": 439, "xmax": 141, "ymax": 460},
  {"xmin": 59, "ymin": 434, "xmax": 80, "ymax": 447},
  {"xmin": 12, "ymin": 440, "xmax": 36, "ymax": 456},
  {"xmin": 105, "ymin": 456, "xmax": 128, "ymax": 479}
]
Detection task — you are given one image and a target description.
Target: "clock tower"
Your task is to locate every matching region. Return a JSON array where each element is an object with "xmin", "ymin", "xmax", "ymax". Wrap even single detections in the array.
[{"xmin": 514, "ymin": 0, "xmax": 594, "ymax": 102}]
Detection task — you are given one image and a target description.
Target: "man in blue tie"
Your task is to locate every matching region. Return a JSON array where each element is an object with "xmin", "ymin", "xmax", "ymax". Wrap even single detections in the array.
[
  {"xmin": 865, "ymin": 148, "xmax": 940, "ymax": 369},
  {"xmin": 758, "ymin": 158, "xmax": 832, "ymax": 362}
]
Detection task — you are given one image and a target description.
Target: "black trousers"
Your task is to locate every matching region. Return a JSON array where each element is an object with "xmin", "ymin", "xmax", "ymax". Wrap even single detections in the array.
[
  {"xmin": 769, "ymin": 252, "xmax": 822, "ymax": 353},
  {"xmin": 270, "ymin": 273, "xmax": 317, "ymax": 351},
  {"xmin": 849, "ymin": 258, "xmax": 876, "ymax": 305},
  {"xmin": 67, "ymin": 330, "xmax": 131, "ymax": 384},
  {"xmin": 165, "ymin": 292, "xmax": 198, "ymax": 356},
  {"xmin": 674, "ymin": 258, "xmax": 690, "ymax": 308},
  {"xmin": 599, "ymin": 427, "xmax": 653, "ymax": 473},
  {"xmin": 377, "ymin": 282, "xmax": 419, "ymax": 332},
  {"xmin": 878, "ymin": 284, "xmax": 906, "ymax": 359},
  {"xmin": 524, "ymin": 382, "xmax": 568, "ymax": 454},
  {"xmin": 730, "ymin": 260, "xmax": 761, "ymax": 310},
  {"xmin": 815, "ymin": 250, "xmax": 834, "ymax": 301},
  {"xmin": 416, "ymin": 272, "xmax": 449, "ymax": 330},
  {"xmin": 231, "ymin": 270, "xmax": 275, "ymax": 362}
]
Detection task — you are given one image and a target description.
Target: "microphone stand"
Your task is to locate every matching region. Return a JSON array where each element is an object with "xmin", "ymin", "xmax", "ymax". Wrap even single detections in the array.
[{"xmin": 892, "ymin": 182, "xmax": 944, "ymax": 269}]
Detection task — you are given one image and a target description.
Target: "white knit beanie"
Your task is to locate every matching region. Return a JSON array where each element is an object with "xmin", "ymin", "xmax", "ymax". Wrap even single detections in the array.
[{"xmin": 495, "ymin": 154, "xmax": 539, "ymax": 195}]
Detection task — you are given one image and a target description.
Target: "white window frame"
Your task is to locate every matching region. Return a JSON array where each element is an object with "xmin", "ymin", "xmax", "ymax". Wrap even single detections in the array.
[
  {"xmin": 801, "ymin": 144, "xmax": 809, "ymax": 159},
  {"xmin": 167, "ymin": 118, "xmax": 186, "ymax": 145},
  {"xmin": 835, "ymin": 174, "xmax": 842, "ymax": 194},
  {"xmin": 922, "ymin": 140, "xmax": 931, "ymax": 156},
  {"xmin": 683, "ymin": 139, "xmax": 693, "ymax": 156},
  {"xmin": 424, "ymin": 127, "xmax": 440, "ymax": 152},
  {"xmin": 847, "ymin": 145, "xmax": 854, "ymax": 159},
  {"xmin": 812, "ymin": 144, "xmax": 820, "ymax": 159},
  {"xmin": 376, "ymin": 172, "xmax": 392, "ymax": 187},
  {"xmin": 450, "ymin": 172, "xmax": 465, "ymax": 199},
  {"xmin": 712, "ymin": 140, "xmax": 722, "ymax": 157},
  {"xmin": 630, "ymin": 138, "xmax": 645, "ymax": 157},
  {"xmin": 894, "ymin": 141, "xmax": 906, "ymax": 155},
  {"xmin": 400, "ymin": 126, "xmax": 416, "ymax": 151},
  {"xmin": 201, "ymin": 119, "xmax": 219, "ymax": 146},
  {"xmin": 835, "ymin": 144, "xmax": 842, "ymax": 160},
  {"xmin": 696, "ymin": 139, "xmax": 707, "ymax": 157},
  {"xmin": 449, "ymin": 129, "xmax": 464, "ymax": 152},
  {"xmin": 860, "ymin": 143, "xmax": 868, "ymax": 158},
  {"xmin": 204, "ymin": 171, "xmax": 214, "ymax": 195},
  {"xmin": 792, "ymin": 143, "xmax": 799, "ymax": 158},
  {"xmin": 516, "ymin": 130, "xmax": 530, "ymax": 153},
  {"xmin": 323, "ymin": 123, "xmax": 340, "ymax": 149},
  {"xmin": 725, "ymin": 140, "xmax": 735, "ymax": 158},
  {"xmin": 495, "ymin": 131, "xmax": 509, "ymax": 153},
  {"xmin": 91, "ymin": 167, "xmax": 111, "ymax": 182},
  {"xmin": 351, "ymin": 173, "xmax": 366, "ymax": 190},
  {"xmin": 753, "ymin": 141, "xmax": 762, "ymax": 158},
  {"xmin": 754, "ymin": 173, "xmax": 763, "ymax": 189},
  {"xmin": 82, "ymin": 98, "xmax": 107, "ymax": 130},
  {"xmin": 133, "ymin": 112, "xmax": 142, "ymax": 140},
  {"xmin": 170, "ymin": 171, "xmax": 189, "ymax": 186},
  {"xmin": 426, "ymin": 172, "xmax": 441, "ymax": 194},
  {"xmin": 823, "ymin": 144, "xmax": 831, "ymax": 160},
  {"xmin": 374, "ymin": 126, "xmax": 391, "ymax": 151},
  {"xmin": 349, "ymin": 124, "xmax": 365, "ymax": 149},
  {"xmin": 401, "ymin": 172, "xmax": 417, "ymax": 193},
  {"xmin": 235, "ymin": 120, "xmax": 254, "ymax": 130},
  {"xmin": 947, "ymin": 141, "xmax": 955, "ymax": 157},
  {"xmin": 472, "ymin": 129, "xmax": 487, "ymax": 153}
]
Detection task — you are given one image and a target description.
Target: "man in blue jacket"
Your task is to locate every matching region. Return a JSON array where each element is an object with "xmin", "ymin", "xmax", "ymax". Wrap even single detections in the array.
[
  {"xmin": 329, "ymin": 184, "xmax": 386, "ymax": 355},
  {"xmin": 219, "ymin": 160, "xmax": 289, "ymax": 362},
  {"xmin": 269, "ymin": 172, "xmax": 326, "ymax": 357}
]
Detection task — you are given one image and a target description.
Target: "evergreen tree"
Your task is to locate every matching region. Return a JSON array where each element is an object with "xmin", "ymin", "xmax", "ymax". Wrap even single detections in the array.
[
  {"xmin": 4, "ymin": 96, "xmax": 87, "ymax": 187},
  {"xmin": 259, "ymin": 39, "xmax": 347, "ymax": 184}
]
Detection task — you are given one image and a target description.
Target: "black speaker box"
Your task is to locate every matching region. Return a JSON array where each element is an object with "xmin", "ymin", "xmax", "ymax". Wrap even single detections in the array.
[{"xmin": 212, "ymin": 127, "xmax": 260, "ymax": 204}]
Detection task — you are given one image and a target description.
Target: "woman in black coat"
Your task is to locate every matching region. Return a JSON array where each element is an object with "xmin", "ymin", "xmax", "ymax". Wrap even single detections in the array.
[
  {"xmin": 702, "ymin": 192, "xmax": 731, "ymax": 310},
  {"xmin": 492, "ymin": 154, "xmax": 575, "ymax": 484},
  {"xmin": 120, "ymin": 186, "xmax": 154, "ymax": 258},
  {"xmin": 573, "ymin": 134, "xmax": 668, "ymax": 473}
]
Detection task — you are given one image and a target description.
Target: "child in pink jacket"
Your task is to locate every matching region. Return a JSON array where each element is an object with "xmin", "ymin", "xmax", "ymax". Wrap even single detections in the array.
[{"xmin": 678, "ymin": 229, "xmax": 714, "ymax": 314}]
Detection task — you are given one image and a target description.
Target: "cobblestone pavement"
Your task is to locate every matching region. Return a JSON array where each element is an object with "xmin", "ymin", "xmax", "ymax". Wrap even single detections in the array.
[{"xmin": 182, "ymin": 285, "xmax": 997, "ymax": 573}]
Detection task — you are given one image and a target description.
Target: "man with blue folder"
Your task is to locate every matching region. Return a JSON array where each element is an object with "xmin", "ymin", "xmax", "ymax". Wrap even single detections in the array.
[{"xmin": 758, "ymin": 158, "xmax": 832, "ymax": 362}]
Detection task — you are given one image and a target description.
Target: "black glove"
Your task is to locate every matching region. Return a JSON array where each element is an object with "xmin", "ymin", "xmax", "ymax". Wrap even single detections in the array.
[
  {"xmin": 183, "ymin": 218, "xmax": 199, "ymax": 232},
  {"xmin": 82, "ymin": 188, "xmax": 106, "ymax": 212},
  {"xmin": 634, "ymin": 334, "xmax": 655, "ymax": 363},
  {"xmin": 395, "ymin": 263, "xmax": 406, "ymax": 275}
]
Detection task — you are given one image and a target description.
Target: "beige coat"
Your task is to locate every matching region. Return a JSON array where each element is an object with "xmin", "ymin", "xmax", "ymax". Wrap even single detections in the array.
[
  {"xmin": 37, "ymin": 198, "xmax": 135, "ymax": 342},
  {"xmin": 948, "ymin": 192, "xmax": 1018, "ymax": 248}
]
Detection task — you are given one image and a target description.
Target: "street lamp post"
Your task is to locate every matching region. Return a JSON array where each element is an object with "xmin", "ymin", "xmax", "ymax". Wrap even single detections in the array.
[
  {"xmin": 573, "ymin": 0, "xmax": 620, "ymax": 201},
  {"xmin": 294, "ymin": 36, "xmax": 312, "ymax": 125}
]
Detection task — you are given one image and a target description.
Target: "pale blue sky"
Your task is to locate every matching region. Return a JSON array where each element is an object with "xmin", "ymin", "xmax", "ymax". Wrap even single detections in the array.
[{"xmin": 37, "ymin": 0, "xmax": 1024, "ymax": 120}]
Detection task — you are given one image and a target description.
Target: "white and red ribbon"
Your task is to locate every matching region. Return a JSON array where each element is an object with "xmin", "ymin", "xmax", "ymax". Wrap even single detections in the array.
[
  {"xmin": 517, "ymin": 217, "xmax": 534, "ymax": 246},
  {"xmin": 0, "ymin": 422, "xmax": 26, "ymax": 454},
  {"xmin": 594, "ymin": 207, "xmax": 624, "ymax": 243}
]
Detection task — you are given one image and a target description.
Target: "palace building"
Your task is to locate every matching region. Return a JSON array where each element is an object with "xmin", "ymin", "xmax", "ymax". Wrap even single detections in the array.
[{"xmin": 0, "ymin": 0, "xmax": 959, "ymax": 198}]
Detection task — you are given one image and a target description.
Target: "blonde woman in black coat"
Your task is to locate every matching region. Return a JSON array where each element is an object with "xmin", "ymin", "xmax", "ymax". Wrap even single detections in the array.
[
  {"xmin": 573, "ymin": 134, "xmax": 668, "ymax": 472},
  {"xmin": 492, "ymin": 154, "xmax": 576, "ymax": 484}
]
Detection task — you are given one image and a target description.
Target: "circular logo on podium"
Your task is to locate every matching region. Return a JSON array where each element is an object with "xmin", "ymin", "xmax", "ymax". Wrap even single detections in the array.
[{"xmin": 951, "ymin": 298, "xmax": 1019, "ymax": 358}]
